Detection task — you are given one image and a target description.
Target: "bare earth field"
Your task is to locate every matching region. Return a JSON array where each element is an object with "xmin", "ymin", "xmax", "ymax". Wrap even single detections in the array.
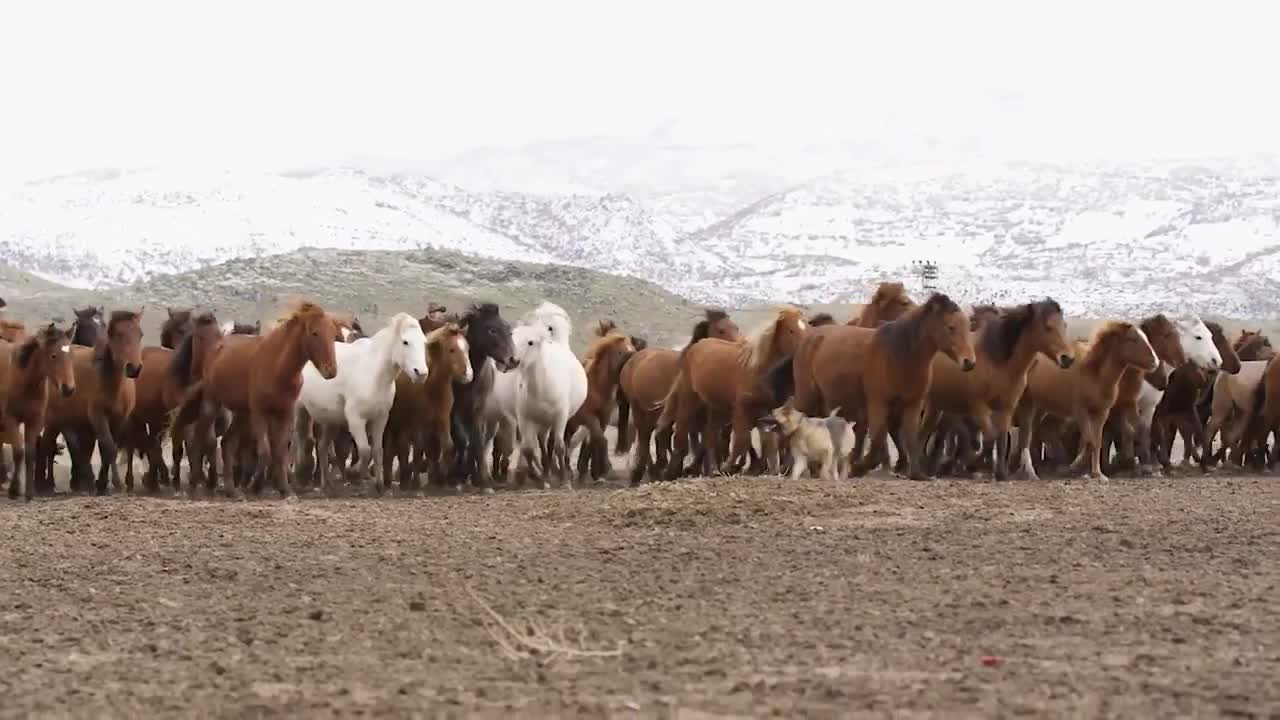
[{"xmin": 1, "ymin": 470, "xmax": 1278, "ymax": 719}]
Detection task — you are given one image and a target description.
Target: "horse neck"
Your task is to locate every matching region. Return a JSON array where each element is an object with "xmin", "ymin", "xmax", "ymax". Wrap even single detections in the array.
[
  {"xmin": 10, "ymin": 358, "xmax": 51, "ymax": 401},
  {"xmin": 885, "ymin": 314, "xmax": 940, "ymax": 370},
  {"xmin": 261, "ymin": 323, "xmax": 313, "ymax": 385},
  {"xmin": 368, "ymin": 327, "xmax": 403, "ymax": 386},
  {"xmin": 587, "ymin": 354, "xmax": 619, "ymax": 398},
  {"xmin": 95, "ymin": 343, "xmax": 127, "ymax": 388},
  {"xmin": 1086, "ymin": 348, "xmax": 1134, "ymax": 389},
  {"xmin": 1001, "ymin": 328, "xmax": 1044, "ymax": 377},
  {"xmin": 424, "ymin": 346, "xmax": 454, "ymax": 392}
]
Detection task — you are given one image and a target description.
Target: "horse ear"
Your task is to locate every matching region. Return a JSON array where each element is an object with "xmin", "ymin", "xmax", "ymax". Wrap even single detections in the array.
[
  {"xmin": 136, "ymin": 306, "xmax": 146, "ymax": 319},
  {"xmin": 167, "ymin": 307, "xmax": 176, "ymax": 319}
]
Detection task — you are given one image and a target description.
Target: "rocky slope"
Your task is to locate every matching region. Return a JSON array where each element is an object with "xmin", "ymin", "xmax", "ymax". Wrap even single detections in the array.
[{"xmin": 5, "ymin": 153, "xmax": 1280, "ymax": 318}]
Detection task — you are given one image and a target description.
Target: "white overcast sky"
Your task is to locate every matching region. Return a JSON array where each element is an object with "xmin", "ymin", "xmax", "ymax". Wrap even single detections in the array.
[{"xmin": 2, "ymin": 0, "xmax": 1278, "ymax": 187}]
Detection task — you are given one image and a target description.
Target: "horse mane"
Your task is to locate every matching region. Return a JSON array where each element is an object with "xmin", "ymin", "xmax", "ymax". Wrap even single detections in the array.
[
  {"xmin": 595, "ymin": 319, "xmax": 619, "ymax": 338},
  {"xmin": 14, "ymin": 324, "xmax": 62, "ymax": 369},
  {"xmin": 738, "ymin": 306, "xmax": 801, "ymax": 373},
  {"xmin": 1081, "ymin": 321, "xmax": 1134, "ymax": 373},
  {"xmin": 689, "ymin": 309, "xmax": 729, "ymax": 344},
  {"xmin": 808, "ymin": 312, "xmax": 836, "ymax": 327},
  {"xmin": 0, "ymin": 318, "xmax": 25, "ymax": 335},
  {"xmin": 169, "ymin": 312, "xmax": 218, "ymax": 384},
  {"xmin": 583, "ymin": 332, "xmax": 631, "ymax": 376},
  {"xmin": 425, "ymin": 322, "xmax": 464, "ymax": 348},
  {"xmin": 274, "ymin": 300, "xmax": 327, "ymax": 325},
  {"xmin": 531, "ymin": 301, "xmax": 569, "ymax": 319},
  {"xmin": 978, "ymin": 298, "xmax": 1062, "ymax": 363},
  {"xmin": 462, "ymin": 302, "xmax": 501, "ymax": 324},
  {"xmin": 877, "ymin": 293, "xmax": 960, "ymax": 361}
]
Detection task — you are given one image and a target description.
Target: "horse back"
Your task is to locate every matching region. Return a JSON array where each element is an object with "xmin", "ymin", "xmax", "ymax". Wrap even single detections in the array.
[{"xmin": 619, "ymin": 348, "xmax": 678, "ymax": 408}]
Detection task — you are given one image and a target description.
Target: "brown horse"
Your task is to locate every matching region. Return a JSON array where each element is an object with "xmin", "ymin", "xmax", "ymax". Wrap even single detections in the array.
[
  {"xmin": 382, "ymin": 323, "xmax": 474, "ymax": 492},
  {"xmin": 663, "ymin": 307, "xmax": 810, "ymax": 478},
  {"xmin": 160, "ymin": 308, "xmax": 195, "ymax": 350},
  {"xmin": 567, "ymin": 329, "xmax": 636, "ymax": 484},
  {"xmin": 174, "ymin": 302, "xmax": 339, "ymax": 498},
  {"xmin": 847, "ymin": 282, "xmax": 915, "ymax": 327},
  {"xmin": 1014, "ymin": 322, "xmax": 1159, "ymax": 481},
  {"xmin": 0, "ymin": 318, "xmax": 26, "ymax": 344},
  {"xmin": 1, "ymin": 325, "xmax": 76, "ymax": 499},
  {"xmin": 1100, "ymin": 315, "xmax": 1188, "ymax": 474},
  {"xmin": 792, "ymin": 294, "xmax": 975, "ymax": 481},
  {"xmin": 923, "ymin": 299, "xmax": 1074, "ymax": 480},
  {"xmin": 42, "ymin": 310, "xmax": 145, "ymax": 494},
  {"xmin": 620, "ymin": 309, "xmax": 744, "ymax": 485}
]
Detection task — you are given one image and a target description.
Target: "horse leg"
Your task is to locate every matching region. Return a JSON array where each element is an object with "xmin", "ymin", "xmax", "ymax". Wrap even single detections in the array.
[
  {"xmin": 554, "ymin": 420, "xmax": 573, "ymax": 489},
  {"xmin": 722, "ymin": 406, "xmax": 754, "ymax": 475},
  {"xmin": 517, "ymin": 420, "xmax": 547, "ymax": 490},
  {"xmin": 851, "ymin": 401, "xmax": 890, "ymax": 478},
  {"xmin": 268, "ymin": 413, "xmax": 295, "ymax": 500},
  {"xmin": 631, "ymin": 414, "xmax": 655, "ymax": 486},
  {"xmin": 366, "ymin": 415, "xmax": 389, "ymax": 495},
  {"xmin": 87, "ymin": 415, "xmax": 122, "ymax": 496},
  {"xmin": 896, "ymin": 399, "xmax": 932, "ymax": 481},
  {"xmin": 990, "ymin": 411, "xmax": 1015, "ymax": 482}
]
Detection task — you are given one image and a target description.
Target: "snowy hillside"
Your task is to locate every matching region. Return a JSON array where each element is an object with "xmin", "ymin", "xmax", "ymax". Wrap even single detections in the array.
[{"xmin": 5, "ymin": 155, "xmax": 1280, "ymax": 318}]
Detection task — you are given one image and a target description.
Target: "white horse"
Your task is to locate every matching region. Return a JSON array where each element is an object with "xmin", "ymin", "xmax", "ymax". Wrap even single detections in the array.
[
  {"xmin": 525, "ymin": 301, "xmax": 573, "ymax": 346},
  {"xmin": 1134, "ymin": 315, "xmax": 1223, "ymax": 472},
  {"xmin": 478, "ymin": 324, "xmax": 545, "ymax": 485},
  {"xmin": 297, "ymin": 312, "xmax": 428, "ymax": 495},
  {"xmin": 513, "ymin": 317, "xmax": 588, "ymax": 487}
]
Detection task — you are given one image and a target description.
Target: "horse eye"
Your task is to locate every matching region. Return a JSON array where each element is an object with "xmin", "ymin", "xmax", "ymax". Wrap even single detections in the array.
[
  {"xmin": 1195, "ymin": 335, "xmax": 1203, "ymax": 341},
  {"xmin": 527, "ymin": 340, "xmax": 534, "ymax": 346},
  {"xmin": 402, "ymin": 340, "xmax": 409, "ymax": 346}
]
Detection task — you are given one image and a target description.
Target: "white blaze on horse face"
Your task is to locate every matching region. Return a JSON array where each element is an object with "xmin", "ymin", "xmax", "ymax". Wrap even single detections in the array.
[
  {"xmin": 340, "ymin": 327, "xmax": 353, "ymax": 342},
  {"xmin": 797, "ymin": 319, "xmax": 807, "ymax": 331},
  {"xmin": 457, "ymin": 336, "xmax": 474, "ymax": 383},
  {"xmin": 60, "ymin": 345, "xmax": 70, "ymax": 353},
  {"xmin": 219, "ymin": 321, "xmax": 234, "ymax": 336},
  {"xmin": 1133, "ymin": 326, "xmax": 1159, "ymax": 371}
]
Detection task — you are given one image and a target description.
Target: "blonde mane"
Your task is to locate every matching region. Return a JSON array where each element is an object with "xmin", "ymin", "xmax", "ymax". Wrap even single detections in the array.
[
  {"xmin": 426, "ymin": 322, "xmax": 464, "ymax": 347},
  {"xmin": 1081, "ymin": 321, "xmax": 1133, "ymax": 372},
  {"xmin": 738, "ymin": 306, "xmax": 802, "ymax": 373}
]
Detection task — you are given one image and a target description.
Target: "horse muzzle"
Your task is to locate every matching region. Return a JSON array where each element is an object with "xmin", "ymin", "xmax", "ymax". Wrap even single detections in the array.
[
  {"xmin": 60, "ymin": 384, "xmax": 75, "ymax": 398},
  {"xmin": 501, "ymin": 357, "xmax": 520, "ymax": 371},
  {"xmin": 1058, "ymin": 354, "xmax": 1075, "ymax": 369},
  {"xmin": 960, "ymin": 358, "xmax": 976, "ymax": 372},
  {"xmin": 411, "ymin": 367, "xmax": 428, "ymax": 383},
  {"xmin": 320, "ymin": 364, "xmax": 339, "ymax": 380},
  {"xmin": 125, "ymin": 363, "xmax": 142, "ymax": 379}
]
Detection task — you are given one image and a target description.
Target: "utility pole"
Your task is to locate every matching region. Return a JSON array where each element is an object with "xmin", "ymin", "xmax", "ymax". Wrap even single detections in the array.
[{"xmin": 912, "ymin": 260, "xmax": 939, "ymax": 292}]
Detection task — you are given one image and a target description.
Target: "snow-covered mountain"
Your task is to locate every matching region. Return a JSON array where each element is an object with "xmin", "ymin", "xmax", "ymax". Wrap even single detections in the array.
[{"xmin": 5, "ymin": 152, "xmax": 1280, "ymax": 318}]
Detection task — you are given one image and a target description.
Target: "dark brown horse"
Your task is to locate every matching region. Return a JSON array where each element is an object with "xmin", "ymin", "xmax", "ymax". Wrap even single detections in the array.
[
  {"xmin": 1, "ymin": 325, "xmax": 76, "ymax": 500},
  {"xmin": 161, "ymin": 308, "xmax": 195, "ymax": 350},
  {"xmin": 792, "ymin": 294, "xmax": 975, "ymax": 481},
  {"xmin": 42, "ymin": 310, "xmax": 145, "ymax": 494},
  {"xmin": 847, "ymin": 282, "xmax": 915, "ymax": 327},
  {"xmin": 619, "ymin": 309, "xmax": 743, "ymax": 485},
  {"xmin": 174, "ymin": 302, "xmax": 338, "ymax": 498},
  {"xmin": 447, "ymin": 303, "xmax": 518, "ymax": 492}
]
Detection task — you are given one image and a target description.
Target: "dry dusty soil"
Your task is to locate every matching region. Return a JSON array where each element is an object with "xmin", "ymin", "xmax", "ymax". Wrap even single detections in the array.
[{"xmin": 1, "ymin": 473, "xmax": 1278, "ymax": 719}]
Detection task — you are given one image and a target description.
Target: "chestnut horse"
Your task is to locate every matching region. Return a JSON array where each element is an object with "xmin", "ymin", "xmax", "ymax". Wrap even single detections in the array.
[
  {"xmin": 383, "ymin": 323, "xmax": 474, "ymax": 492},
  {"xmin": 0, "ymin": 318, "xmax": 26, "ymax": 344},
  {"xmin": 567, "ymin": 329, "xmax": 636, "ymax": 484},
  {"xmin": 847, "ymin": 282, "xmax": 915, "ymax": 327},
  {"xmin": 923, "ymin": 299, "xmax": 1075, "ymax": 480},
  {"xmin": 619, "ymin": 309, "xmax": 743, "ymax": 485},
  {"xmin": 662, "ymin": 307, "xmax": 809, "ymax": 478},
  {"xmin": 173, "ymin": 302, "xmax": 339, "ymax": 498},
  {"xmin": 791, "ymin": 294, "xmax": 975, "ymax": 481},
  {"xmin": 1013, "ymin": 322, "xmax": 1159, "ymax": 481},
  {"xmin": 1, "ymin": 325, "xmax": 76, "ymax": 500},
  {"xmin": 42, "ymin": 310, "xmax": 146, "ymax": 494}
]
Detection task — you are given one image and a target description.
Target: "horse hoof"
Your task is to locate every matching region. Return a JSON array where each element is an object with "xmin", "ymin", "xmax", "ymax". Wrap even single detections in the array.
[{"xmin": 283, "ymin": 494, "xmax": 299, "ymax": 503}]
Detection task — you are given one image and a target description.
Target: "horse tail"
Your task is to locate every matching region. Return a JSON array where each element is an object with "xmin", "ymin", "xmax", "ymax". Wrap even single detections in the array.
[
  {"xmin": 614, "ymin": 386, "xmax": 634, "ymax": 455},
  {"xmin": 169, "ymin": 382, "xmax": 206, "ymax": 440},
  {"xmin": 827, "ymin": 406, "xmax": 843, "ymax": 419},
  {"xmin": 654, "ymin": 370, "xmax": 684, "ymax": 431}
]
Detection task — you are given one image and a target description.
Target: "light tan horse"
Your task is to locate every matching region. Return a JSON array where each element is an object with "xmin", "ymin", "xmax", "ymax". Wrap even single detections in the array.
[
  {"xmin": 847, "ymin": 282, "xmax": 915, "ymax": 327},
  {"xmin": 923, "ymin": 299, "xmax": 1074, "ymax": 480},
  {"xmin": 1, "ymin": 325, "xmax": 77, "ymax": 499},
  {"xmin": 1013, "ymin": 322, "xmax": 1159, "ymax": 481}
]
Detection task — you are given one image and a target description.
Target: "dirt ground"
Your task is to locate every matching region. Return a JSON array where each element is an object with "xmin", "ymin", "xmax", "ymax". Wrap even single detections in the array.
[{"xmin": 1, "ymin": 468, "xmax": 1278, "ymax": 718}]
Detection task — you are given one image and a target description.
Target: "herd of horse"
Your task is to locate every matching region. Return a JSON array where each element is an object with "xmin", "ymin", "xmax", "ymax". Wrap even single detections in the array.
[{"xmin": 0, "ymin": 282, "xmax": 1277, "ymax": 501}]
